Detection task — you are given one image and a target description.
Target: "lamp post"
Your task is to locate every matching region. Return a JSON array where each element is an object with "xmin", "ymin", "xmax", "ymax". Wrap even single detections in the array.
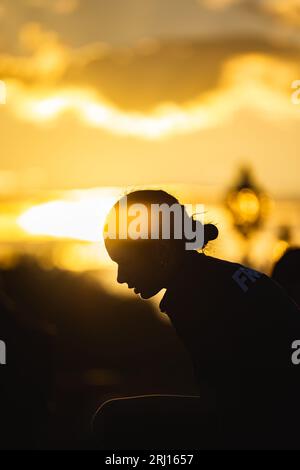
[
  {"xmin": 272, "ymin": 225, "xmax": 292, "ymax": 264},
  {"xmin": 225, "ymin": 166, "xmax": 269, "ymax": 263}
]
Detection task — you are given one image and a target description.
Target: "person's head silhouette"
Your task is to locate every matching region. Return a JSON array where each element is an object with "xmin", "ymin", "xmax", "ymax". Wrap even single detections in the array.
[
  {"xmin": 272, "ymin": 247, "xmax": 300, "ymax": 306},
  {"xmin": 104, "ymin": 190, "xmax": 218, "ymax": 299}
]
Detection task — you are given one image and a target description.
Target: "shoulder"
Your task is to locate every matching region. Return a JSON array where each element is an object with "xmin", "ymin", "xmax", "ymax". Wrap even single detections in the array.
[
  {"xmin": 190, "ymin": 254, "xmax": 266, "ymax": 298},
  {"xmin": 159, "ymin": 253, "xmax": 276, "ymax": 317}
]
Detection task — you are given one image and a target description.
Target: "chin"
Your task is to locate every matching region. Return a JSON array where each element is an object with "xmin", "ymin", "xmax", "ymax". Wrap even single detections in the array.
[
  {"xmin": 139, "ymin": 292, "xmax": 152, "ymax": 299},
  {"xmin": 138, "ymin": 288, "xmax": 161, "ymax": 299}
]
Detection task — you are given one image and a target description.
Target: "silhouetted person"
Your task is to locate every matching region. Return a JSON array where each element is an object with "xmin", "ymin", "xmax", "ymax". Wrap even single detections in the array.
[
  {"xmin": 272, "ymin": 248, "xmax": 300, "ymax": 307},
  {"xmin": 104, "ymin": 190, "xmax": 300, "ymax": 449}
]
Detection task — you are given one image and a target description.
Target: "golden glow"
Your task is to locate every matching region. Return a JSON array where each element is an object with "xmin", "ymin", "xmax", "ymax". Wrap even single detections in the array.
[
  {"xmin": 12, "ymin": 85, "xmax": 215, "ymax": 139},
  {"xmin": 50, "ymin": 242, "xmax": 112, "ymax": 271},
  {"xmin": 29, "ymin": 96, "xmax": 69, "ymax": 119},
  {"xmin": 235, "ymin": 189, "xmax": 261, "ymax": 224},
  {"xmin": 227, "ymin": 188, "xmax": 261, "ymax": 224},
  {"xmin": 18, "ymin": 191, "xmax": 118, "ymax": 242}
]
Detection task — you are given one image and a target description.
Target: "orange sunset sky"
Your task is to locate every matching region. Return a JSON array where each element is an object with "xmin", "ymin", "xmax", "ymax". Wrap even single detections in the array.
[{"xmin": 0, "ymin": 0, "xmax": 299, "ymax": 197}]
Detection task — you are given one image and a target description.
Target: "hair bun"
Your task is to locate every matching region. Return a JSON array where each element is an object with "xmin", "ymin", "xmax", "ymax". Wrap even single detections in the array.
[{"xmin": 203, "ymin": 223, "xmax": 219, "ymax": 246}]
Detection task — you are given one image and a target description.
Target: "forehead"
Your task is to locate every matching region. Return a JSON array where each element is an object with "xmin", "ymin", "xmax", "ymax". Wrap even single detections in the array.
[{"xmin": 105, "ymin": 238, "xmax": 153, "ymax": 263}]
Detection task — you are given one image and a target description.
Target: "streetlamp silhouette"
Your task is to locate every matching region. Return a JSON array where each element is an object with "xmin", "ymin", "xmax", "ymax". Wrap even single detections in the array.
[
  {"xmin": 272, "ymin": 225, "xmax": 292, "ymax": 264},
  {"xmin": 225, "ymin": 166, "xmax": 269, "ymax": 264}
]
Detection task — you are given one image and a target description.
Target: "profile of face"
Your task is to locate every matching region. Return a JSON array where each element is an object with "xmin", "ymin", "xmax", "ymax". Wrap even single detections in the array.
[
  {"xmin": 103, "ymin": 190, "xmax": 203, "ymax": 299},
  {"xmin": 105, "ymin": 238, "xmax": 171, "ymax": 299}
]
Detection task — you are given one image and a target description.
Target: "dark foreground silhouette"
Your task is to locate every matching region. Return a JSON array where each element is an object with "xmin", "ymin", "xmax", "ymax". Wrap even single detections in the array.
[
  {"xmin": 0, "ymin": 256, "xmax": 196, "ymax": 449},
  {"xmin": 92, "ymin": 394, "xmax": 216, "ymax": 450}
]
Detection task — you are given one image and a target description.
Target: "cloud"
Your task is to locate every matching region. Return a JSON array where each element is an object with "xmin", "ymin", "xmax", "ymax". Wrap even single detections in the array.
[
  {"xmin": 202, "ymin": 0, "xmax": 300, "ymax": 26},
  {"xmin": 5, "ymin": 54, "xmax": 300, "ymax": 140},
  {"xmin": 1, "ymin": 23, "xmax": 300, "ymax": 139},
  {"xmin": 25, "ymin": 0, "xmax": 79, "ymax": 15},
  {"xmin": 262, "ymin": 0, "xmax": 300, "ymax": 26},
  {"xmin": 0, "ymin": 23, "xmax": 70, "ymax": 82},
  {"xmin": 201, "ymin": 0, "xmax": 241, "ymax": 10},
  {"xmin": 59, "ymin": 35, "xmax": 300, "ymax": 112}
]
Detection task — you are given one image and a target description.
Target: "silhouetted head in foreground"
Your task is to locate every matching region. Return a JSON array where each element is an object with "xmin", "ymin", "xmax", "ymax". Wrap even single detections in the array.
[
  {"xmin": 272, "ymin": 247, "xmax": 300, "ymax": 306},
  {"xmin": 104, "ymin": 190, "xmax": 218, "ymax": 299}
]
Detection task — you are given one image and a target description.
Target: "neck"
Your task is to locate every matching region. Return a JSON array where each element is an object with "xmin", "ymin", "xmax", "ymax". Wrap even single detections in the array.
[{"xmin": 165, "ymin": 250, "xmax": 202, "ymax": 288}]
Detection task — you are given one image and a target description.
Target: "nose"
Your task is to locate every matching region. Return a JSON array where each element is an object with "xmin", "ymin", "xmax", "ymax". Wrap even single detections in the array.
[{"xmin": 117, "ymin": 265, "xmax": 127, "ymax": 285}]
